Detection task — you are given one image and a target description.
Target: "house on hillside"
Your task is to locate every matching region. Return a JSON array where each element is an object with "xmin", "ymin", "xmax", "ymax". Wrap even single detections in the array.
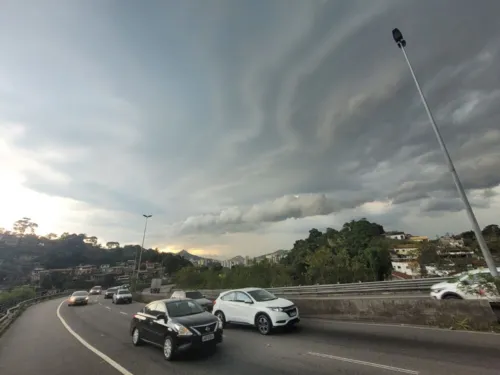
[
  {"xmin": 75, "ymin": 265, "xmax": 97, "ymax": 276},
  {"xmin": 439, "ymin": 235, "xmax": 464, "ymax": 248},
  {"xmin": 408, "ymin": 236, "xmax": 429, "ymax": 242},
  {"xmin": 384, "ymin": 231, "xmax": 406, "ymax": 240}
]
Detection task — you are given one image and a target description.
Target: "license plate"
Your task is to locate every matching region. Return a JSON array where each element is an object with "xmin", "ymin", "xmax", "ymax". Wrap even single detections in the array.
[
  {"xmin": 202, "ymin": 333, "xmax": 215, "ymax": 342},
  {"xmin": 290, "ymin": 310, "xmax": 297, "ymax": 316}
]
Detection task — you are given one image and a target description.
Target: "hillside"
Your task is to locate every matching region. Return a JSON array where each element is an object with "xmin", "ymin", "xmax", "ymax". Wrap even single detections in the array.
[{"xmin": 177, "ymin": 250, "xmax": 218, "ymax": 263}]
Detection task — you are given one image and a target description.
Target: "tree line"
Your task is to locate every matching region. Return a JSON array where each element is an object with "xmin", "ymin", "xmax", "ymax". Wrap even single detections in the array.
[
  {"xmin": 175, "ymin": 219, "xmax": 394, "ymax": 289},
  {"xmin": 0, "ymin": 218, "xmax": 192, "ymax": 286},
  {"xmin": 174, "ymin": 220, "xmax": 500, "ymax": 290},
  {"xmin": 2, "ymin": 217, "xmax": 500, "ymax": 292}
]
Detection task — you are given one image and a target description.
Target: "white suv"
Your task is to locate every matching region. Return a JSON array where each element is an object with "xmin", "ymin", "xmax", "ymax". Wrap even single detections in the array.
[
  {"xmin": 212, "ymin": 287, "xmax": 299, "ymax": 335},
  {"xmin": 430, "ymin": 267, "xmax": 500, "ymax": 301}
]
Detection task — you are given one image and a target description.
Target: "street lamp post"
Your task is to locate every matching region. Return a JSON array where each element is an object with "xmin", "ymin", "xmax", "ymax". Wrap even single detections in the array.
[
  {"xmin": 133, "ymin": 214, "xmax": 152, "ymax": 287},
  {"xmin": 391, "ymin": 28, "xmax": 498, "ymax": 277}
]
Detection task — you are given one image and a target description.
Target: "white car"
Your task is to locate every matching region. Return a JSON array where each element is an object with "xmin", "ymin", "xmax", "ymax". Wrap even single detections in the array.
[
  {"xmin": 212, "ymin": 287, "xmax": 299, "ymax": 335},
  {"xmin": 112, "ymin": 289, "xmax": 133, "ymax": 304},
  {"xmin": 430, "ymin": 267, "xmax": 500, "ymax": 301}
]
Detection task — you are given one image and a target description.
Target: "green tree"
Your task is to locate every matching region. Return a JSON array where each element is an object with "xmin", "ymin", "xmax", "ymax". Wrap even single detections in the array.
[
  {"xmin": 304, "ymin": 246, "xmax": 337, "ymax": 284},
  {"xmin": 13, "ymin": 217, "xmax": 38, "ymax": 236}
]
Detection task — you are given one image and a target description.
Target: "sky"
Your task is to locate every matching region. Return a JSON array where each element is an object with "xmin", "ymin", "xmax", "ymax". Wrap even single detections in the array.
[{"xmin": 1, "ymin": 0, "xmax": 500, "ymax": 260}]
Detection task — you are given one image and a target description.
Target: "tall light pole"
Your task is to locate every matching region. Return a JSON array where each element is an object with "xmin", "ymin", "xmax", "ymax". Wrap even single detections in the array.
[
  {"xmin": 392, "ymin": 28, "xmax": 498, "ymax": 277},
  {"xmin": 133, "ymin": 214, "xmax": 152, "ymax": 286}
]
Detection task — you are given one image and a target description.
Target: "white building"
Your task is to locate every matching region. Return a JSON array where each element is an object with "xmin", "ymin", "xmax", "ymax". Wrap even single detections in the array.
[
  {"xmin": 385, "ymin": 232, "xmax": 406, "ymax": 240},
  {"xmin": 392, "ymin": 261, "xmax": 421, "ymax": 277}
]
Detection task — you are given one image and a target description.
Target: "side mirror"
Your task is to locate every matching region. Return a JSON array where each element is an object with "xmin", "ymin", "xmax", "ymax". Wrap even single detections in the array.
[
  {"xmin": 156, "ymin": 313, "xmax": 167, "ymax": 321},
  {"xmin": 244, "ymin": 300, "xmax": 253, "ymax": 304},
  {"xmin": 461, "ymin": 279, "xmax": 470, "ymax": 286}
]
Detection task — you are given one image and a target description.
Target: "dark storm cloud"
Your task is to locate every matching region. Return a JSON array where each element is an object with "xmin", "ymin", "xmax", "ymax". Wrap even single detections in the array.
[{"xmin": 1, "ymin": 0, "xmax": 500, "ymax": 244}]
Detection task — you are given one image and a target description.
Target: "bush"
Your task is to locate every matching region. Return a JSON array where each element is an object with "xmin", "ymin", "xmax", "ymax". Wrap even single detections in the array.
[{"xmin": 0, "ymin": 286, "xmax": 36, "ymax": 306}]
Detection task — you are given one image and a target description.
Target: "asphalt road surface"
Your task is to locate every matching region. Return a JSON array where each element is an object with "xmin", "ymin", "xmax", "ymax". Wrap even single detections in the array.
[{"xmin": 1, "ymin": 296, "xmax": 500, "ymax": 375}]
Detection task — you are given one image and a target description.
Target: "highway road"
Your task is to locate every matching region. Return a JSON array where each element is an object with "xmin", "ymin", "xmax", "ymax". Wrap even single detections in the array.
[{"xmin": 1, "ymin": 296, "xmax": 500, "ymax": 375}]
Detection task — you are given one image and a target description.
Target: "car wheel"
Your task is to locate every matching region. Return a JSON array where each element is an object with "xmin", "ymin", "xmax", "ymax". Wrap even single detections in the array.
[
  {"xmin": 256, "ymin": 314, "xmax": 272, "ymax": 335},
  {"xmin": 215, "ymin": 311, "xmax": 227, "ymax": 328},
  {"xmin": 132, "ymin": 328, "xmax": 143, "ymax": 346},
  {"xmin": 163, "ymin": 336, "xmax": 176, "ymax": 361},
  {"xmin": 443, "ymin": 294, "xmax": 462, "ymax": 300}
]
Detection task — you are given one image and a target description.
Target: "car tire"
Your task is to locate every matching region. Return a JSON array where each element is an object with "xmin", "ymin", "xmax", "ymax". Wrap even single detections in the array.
[
  {"xmin": 132, "ymin": 328, "xmax": 143, "ymax": 346},
  {"xmin": 256, "ymin": 314, "xmax": 272, "ymax": 335},
  {"xmin": 163, "ymin": 336, "xmax": 176, "ymax": 361},
  {"xmin": 214, "ymin": 311, "xmax": 227, "ymax": 328},
  {"xmin": 443, "ymin": 294, "xmax": 462, "ymax": 300}
]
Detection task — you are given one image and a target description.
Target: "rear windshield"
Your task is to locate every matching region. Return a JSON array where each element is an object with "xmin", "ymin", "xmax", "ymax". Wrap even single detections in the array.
[
  {"xmin": 185, "ymin": 291, "xmax": 203, "ymax": 299},
  {"xmin": 117, "ymin": 289, "xmax": 130, "ymax": 294},
  {"xmin": 91, "ymin": 286, "xmax": 101, "ymax": 289},
  {"xmin": 72, "ymin": 291, "xmax": 88, "ymax": 296}
]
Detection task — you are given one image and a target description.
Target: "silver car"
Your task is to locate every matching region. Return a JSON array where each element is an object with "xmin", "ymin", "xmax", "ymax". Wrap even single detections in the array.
[
  {"xmin": 68, "ymin": 291, "xmax": 89, "ymax": 306},
  {"xmin": 112, "ymin": 289, "xmax": 133, "ymax": 304}
]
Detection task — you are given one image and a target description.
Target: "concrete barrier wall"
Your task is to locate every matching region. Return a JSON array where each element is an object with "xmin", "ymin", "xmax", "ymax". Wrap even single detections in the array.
[
  {"xmin": 292, "ymin": 297, "xmax": 497, "ymax": 330},
  {"xmin": 133, "ymin": 292, "xmax": 498, "ymax": 331}
]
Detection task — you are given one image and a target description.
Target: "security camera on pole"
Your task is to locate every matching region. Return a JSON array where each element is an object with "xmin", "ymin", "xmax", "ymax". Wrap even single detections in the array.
[{"xmin": 391, "ymin": 28, "xmax": 498, "ymax": 277}]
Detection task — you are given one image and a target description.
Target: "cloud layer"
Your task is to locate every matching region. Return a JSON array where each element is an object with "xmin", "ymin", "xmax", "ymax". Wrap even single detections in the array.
[{"xmin": 1, "ymin": 0, "xmax": 500, "ymax": 258}]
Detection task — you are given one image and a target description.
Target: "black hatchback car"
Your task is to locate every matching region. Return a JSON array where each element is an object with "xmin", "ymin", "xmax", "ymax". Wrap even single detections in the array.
[{"xmin": 130, "ymin": 299, "xmax": 223, "ymax": 360}]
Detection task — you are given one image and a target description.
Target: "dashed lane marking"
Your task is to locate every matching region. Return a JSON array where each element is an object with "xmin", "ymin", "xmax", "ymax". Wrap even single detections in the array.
[
  {"xmin": 56, "ymin": 300, "xmax": 134, "ymax": 375},
  {"xmin": 120, "ymin": 312, "xmax": 128, "ymax": 316},
  {"xmin": 307, "ymin": 352, "xmax": 419, "ymax": 374}
]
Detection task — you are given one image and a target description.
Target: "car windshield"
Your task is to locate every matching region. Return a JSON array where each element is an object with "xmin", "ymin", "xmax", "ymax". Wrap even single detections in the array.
[
  {"xmin": 185, "ymin": 291, "xmax": 203, "ymax": 299},
  {"xmin": 248, "ymin": 289, "xmax": 277, "ymax": 301},
  {"xmin": 72, "ymin": 291, "xmax": 88, "ymax": 297},
  {"xmin": 167, "ymin": 300, "xmax": 205, "ymax": 317}
]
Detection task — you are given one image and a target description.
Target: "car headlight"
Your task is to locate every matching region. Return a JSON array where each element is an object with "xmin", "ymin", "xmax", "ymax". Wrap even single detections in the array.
[
  {"xmin": 173, "ymin": 323, "xmax": 193, "ymax": 336},
  {"xmin": 267, "ymin": 307, "xmax": 283, "ymax": 312},
  {"xmin": 431, "ymin": 288, "xmax": 445, "ymax": 293},
  {"xmin": 217, "ymin": 317, "xmax": 223, "ymax": 329},
  {"xmin": 85, "ymin": 297, "xmax": 89, "ymax": 300},
  {"xmin": 69, "ymin": 297, "xmax": 75, "ymax": 301}
]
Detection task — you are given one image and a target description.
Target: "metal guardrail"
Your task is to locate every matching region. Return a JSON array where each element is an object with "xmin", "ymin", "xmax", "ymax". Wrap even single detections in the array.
[
  {"xmin": 0, "ymin": 292, "xmax": 70, "ymax": 336},
  {"xmin": 197, "ymin": 277, "xmax": 454, "ymax": 298}
]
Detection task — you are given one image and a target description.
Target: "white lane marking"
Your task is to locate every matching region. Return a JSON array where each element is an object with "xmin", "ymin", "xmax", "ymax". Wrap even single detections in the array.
[
  {"xmin": 307, "ymin": 352, "xmax": 419, "ymax": 374},
  {"xmin": 56, "ymin": 300, "xmax": 134, "ymax": 375},
  {"xmin": 105, "ymin": 307, "xmax": 111, "ymax": 310},
  {"xmin": 120, "ymin": 312, "xmax": 128, "ymax": 316}
]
